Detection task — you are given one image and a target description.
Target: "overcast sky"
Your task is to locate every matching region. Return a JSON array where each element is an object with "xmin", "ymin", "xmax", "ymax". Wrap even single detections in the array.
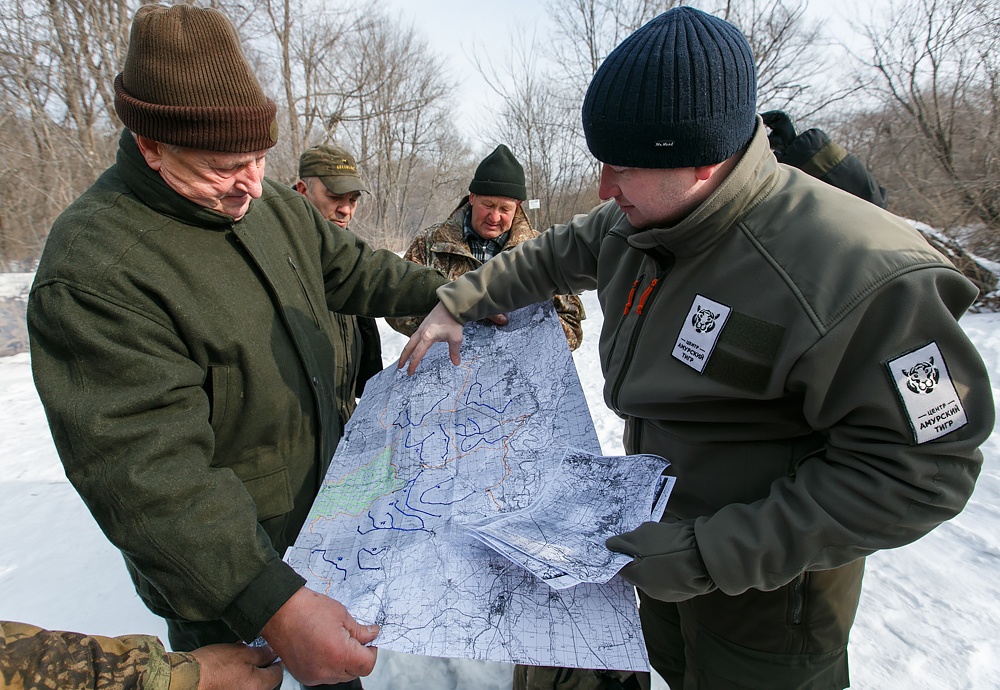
[
  {"xmin": 379, "ymin": 0, "xmax": 558, "ymax": 145},
  {"xmin": 378, "ymin": 0, "xmax": 863, "ymax": 147}
]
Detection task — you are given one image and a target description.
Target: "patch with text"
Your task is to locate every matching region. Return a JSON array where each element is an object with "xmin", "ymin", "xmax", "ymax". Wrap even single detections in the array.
[
  {"xmin": 887, "ymin": 342, "xmax": 967, "ymax": 444},
  {"xmin": 672, "ymin": 295, "xmax": 732, "ymax": 373}
]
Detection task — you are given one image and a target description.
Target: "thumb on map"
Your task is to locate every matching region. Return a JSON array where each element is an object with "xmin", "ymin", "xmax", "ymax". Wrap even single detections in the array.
[{"xmin": 351, "ymin": 622, "xmax": 380, "ymax": 646}]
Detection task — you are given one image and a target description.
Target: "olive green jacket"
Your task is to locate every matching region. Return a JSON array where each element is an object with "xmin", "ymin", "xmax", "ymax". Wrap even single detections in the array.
[
  {"xmin": 27, "ymin": 132, "xmax": 447, "ymax": 640},
  {"xmin": 434, "ymin": 120, "xmax": 992, "ymax": 597},
  {"xmin": 330, "ymin": 312, "xmax": 382, "ymax": 425},
  {"xmin": 0, "ymin": 621, "xmax": 198, "ymax": 690}
]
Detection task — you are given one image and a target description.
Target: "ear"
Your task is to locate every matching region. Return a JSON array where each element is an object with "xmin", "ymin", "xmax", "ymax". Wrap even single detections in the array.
[
  {"xmin": 294, "ymin": 180, "xmax": 308, "ymax": 195},
  {"xmin": 693, "ymin": 163, "xmax": 723, "ymax": 181},
  {"xmin": 134, "ymin": 135, "xmax": 165, "ymax": 171}
]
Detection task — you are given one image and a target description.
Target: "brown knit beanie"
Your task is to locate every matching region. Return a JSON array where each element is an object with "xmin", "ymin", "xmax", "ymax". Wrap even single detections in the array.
[{"xmin": 114, "ymin": 4, "xmax": 278, "ymax": 153}]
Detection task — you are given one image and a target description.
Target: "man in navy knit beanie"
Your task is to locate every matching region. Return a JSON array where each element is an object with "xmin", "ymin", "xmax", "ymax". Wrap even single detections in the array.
[{"xmin": 399, "ymin": 6, "xmax": 992, "ymax": 690}]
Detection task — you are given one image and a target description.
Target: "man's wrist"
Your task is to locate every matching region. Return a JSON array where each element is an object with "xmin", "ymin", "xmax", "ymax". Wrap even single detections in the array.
[{"xmin": 220, "ymin": 558, "xmax": 305, "ymax": 641}]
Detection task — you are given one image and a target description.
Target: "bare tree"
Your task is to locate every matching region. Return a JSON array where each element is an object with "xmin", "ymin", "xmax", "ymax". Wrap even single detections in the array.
[
  {"xmin": 473, "ymin": 29, "xmax": 599, "ymax": 230},
  {"xmin": 233, "ymin": 1, "xmax": 469, "ymax": 248},
  {"xmin": 547, "ymin": 0, "xmax": 680, "ymax": 91},
  {"xmin": 0, "ymin": 0, "xmax": 471, "ymax": 262},
  {"xmin": 0, "ymin": 0, "xmax": 132, "ymax": 270},
  {"xmin": 326, "ymin": 10, "xmax": 470, "ymax": 248},
  {"xmin": 44, "ymin": 0, "xmax": 130, "ymax": 160},
  {"xmin": 853, "ymin": 0, "xmax": 1000, "ymax": 248},
  {"xmin": 709, "ymin": 0, "xmax": 858, "ymax": 117},
  {"xmin": 250, "ymin": 0, "xmax": 359, "ymax": 168}
]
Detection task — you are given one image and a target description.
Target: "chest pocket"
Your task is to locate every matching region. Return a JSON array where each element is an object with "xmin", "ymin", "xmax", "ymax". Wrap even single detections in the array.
[{"xmin": 703, "ymin": 311, "xmax": 785, "ymax": 394}]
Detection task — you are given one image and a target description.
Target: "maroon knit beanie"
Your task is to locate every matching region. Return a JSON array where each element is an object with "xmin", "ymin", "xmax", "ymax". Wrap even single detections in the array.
[{"xmin": 114, "ymin": 4, "xmax": 278, "ymax": 153}]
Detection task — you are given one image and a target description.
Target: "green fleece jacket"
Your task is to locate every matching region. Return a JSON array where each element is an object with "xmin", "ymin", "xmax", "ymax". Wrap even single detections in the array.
[
  {"xmin": 27, "ymin": 132, "xmax": 447, "ymax": 640},
  {"xmin": 435, "ymin": 119, "xmax": 993, "ymax": 597}
]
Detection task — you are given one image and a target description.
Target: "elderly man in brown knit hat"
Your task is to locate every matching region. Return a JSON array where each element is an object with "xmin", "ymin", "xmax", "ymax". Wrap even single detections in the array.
[
  {"xmin": 399, "ymin": 7, "xmax": 991, "ymax": 690},
  {"xmin": 27, "ymin": 4, "xmax": 449, "ymax": 689}
]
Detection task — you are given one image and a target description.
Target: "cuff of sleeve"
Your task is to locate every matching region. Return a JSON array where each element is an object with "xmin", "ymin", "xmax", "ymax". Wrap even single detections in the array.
[
  {"xmin": 166, "ymin": 651, "xmax": 200, "ymax": 690},
  {"xmin": 694, "ymin": 516, "xmax": 758, "ymax": 596},
  {"xmin": 220, "ymin": 557, "xmax": 306, "ymax": 642},
  {"xmin": 436, "ymin": 282, "xmax": 473, "ymax": 324}
]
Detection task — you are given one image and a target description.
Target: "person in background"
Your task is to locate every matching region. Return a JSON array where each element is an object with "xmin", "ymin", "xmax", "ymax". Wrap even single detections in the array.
[
  {"xmin": 296, "ymin": 144, "xmax": 383, "ymax": 425},
  {"xmin": 761, "ymin": 109, "xmax": 888, "ymax": 208},
  {"xmin": 26, "ymin": 5, "xmax": 448, "ymax": 689},
  {"xmin": 397, "ymin": 7, "xmax": 992, "ymax": 690},
  {"xmin": 764, "ymin": 109, "xmax": 999, "ymax": 304},
  {"xmin": 0, "ymin": 620, "xmax": 281, "ymax": 690},
  {"xmin": 387, "ymin": 144, "xmax": 586, "ymax": 350}
]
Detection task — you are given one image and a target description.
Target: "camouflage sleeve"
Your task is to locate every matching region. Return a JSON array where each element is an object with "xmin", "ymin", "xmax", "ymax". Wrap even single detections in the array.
[
  {"xmin": 385, "ymin": 233, "xmax": 435, "ymax": 337},
  {"xmin": 551, "ymin": 293, "xmax": 586, "ymax": 351},
  {"xmin": 384, "ymin": 313, "xmax": 424, "ymax": 337},
  {"xmin": 0, "ymin": 621, "xmax": 199, "ymax": 690}
]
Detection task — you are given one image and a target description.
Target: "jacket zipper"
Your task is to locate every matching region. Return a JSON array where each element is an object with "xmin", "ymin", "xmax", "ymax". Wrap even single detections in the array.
[
  {"xmin": 606, "ymin": 272, "xmax": 644, "ymax": 387},
  {"xmin": 636, "ymin": 278, "xmax": 659, "ymax": 314},
  {"xmin": 789, "ymin": 572, "xmax": 806, "ymax": 625},
  {"xmin": 622, "ymin": 275, "xmax": 642, "ymax": 315},
  {"xmin": 286, "ymin": 255, "xmax": 322, "ymax": 326},
  {"xmin": 610, "ymin": 255, "xmax": 674, "ymax": 412}
]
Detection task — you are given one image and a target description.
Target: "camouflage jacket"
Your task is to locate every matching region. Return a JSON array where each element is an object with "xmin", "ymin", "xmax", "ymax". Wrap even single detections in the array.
[
  {"xmin": 386, "ymin": 199, "xmax": 586, "ymax": 350},
  {"xmin": 0, "ymin": 621, "xmax": 199, "ymax": 690}
]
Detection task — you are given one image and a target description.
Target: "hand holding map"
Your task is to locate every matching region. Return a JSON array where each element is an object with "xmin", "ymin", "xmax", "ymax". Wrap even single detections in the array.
[{"xmin": 287, "ymin": 301, "xmax": 652, "ymax": 671}]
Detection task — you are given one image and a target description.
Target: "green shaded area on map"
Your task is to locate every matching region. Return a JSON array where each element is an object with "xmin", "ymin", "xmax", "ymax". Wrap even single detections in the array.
[{"xmin": 309, "ymin": 447, "xmax": 406, "ymax": 518}]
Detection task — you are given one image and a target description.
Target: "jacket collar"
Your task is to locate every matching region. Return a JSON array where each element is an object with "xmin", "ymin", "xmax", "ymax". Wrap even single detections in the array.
[
  {"xmin": 625, "ymin": 118, "xmax": 778, "ymax": 258},
  {"xmin": 116, "ymin": 130, "xmax": 240, "ymax": 230}
]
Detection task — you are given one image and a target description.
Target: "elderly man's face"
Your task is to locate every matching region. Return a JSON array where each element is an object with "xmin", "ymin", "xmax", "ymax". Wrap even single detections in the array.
[
  {"xmin": 468, "ymin": 194, "xmax": 520, "ymax": 240},
  {"xmin": 136, "ymin": 136, "xmax": 269, "ymax": 220},
  {"xmin": 297, "ymin": 178, "xmax": 361, "ymax": 228}
]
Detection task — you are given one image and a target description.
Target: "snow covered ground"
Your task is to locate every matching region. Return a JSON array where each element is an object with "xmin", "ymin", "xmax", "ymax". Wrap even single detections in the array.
[{"xmin": 1, "ymin": 273, "xmax": 998, "ymax": 689}]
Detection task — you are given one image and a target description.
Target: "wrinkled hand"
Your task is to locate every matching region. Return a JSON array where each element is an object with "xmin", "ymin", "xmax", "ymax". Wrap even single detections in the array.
[
  {"xmin": 761, "ymin": 110, "xmax": 797, "ymax": 154},
  {"xmin": 192, "ymin": 641, "xmax": 283, "ymax": 690},
  {"xmin": 606, "ymin": 518, "xmax": 717, "ymax": 602},
  {"xmin": 261, "ymin": 586, "xmax": 379, "ymax": 686},
  {"xmin": 397, "ymin": 302, "xmax": 508, "ymax": 376}
]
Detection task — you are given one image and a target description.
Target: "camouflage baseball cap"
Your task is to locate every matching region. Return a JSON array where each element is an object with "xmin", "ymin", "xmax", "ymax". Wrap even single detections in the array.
[{"xmin": 298, "ymin": 144, "xmax": 368, "ymax": 195}]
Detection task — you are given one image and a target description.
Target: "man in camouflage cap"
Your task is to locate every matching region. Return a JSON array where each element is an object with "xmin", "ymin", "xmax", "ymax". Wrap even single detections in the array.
[
  {"xmin": 296, "ymin": 144, "xmax": 384, "ymax": 429},
  {"xmin": 297, "ymin": 144, "xmax": 368, "ymax": 227}
]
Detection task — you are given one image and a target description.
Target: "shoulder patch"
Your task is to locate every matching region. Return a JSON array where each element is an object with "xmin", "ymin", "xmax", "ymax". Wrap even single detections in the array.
[
  {"xmin": 886, "ymin": 342, "xmax": 968, "ymax": 444},
  {"xmin": 672, "ymin": 295, "xmax": 732, "ymax": 373}
]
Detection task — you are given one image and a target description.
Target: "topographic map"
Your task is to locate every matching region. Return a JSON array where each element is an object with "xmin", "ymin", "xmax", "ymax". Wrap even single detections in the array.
[{"xmin": 285, "ymin": 301, "xmax": 650, "ymax": 671}]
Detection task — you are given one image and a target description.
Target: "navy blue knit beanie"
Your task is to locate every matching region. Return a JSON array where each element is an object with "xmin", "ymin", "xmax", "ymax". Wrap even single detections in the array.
[{"xmin": 582, "ymin": 7, "xmax": 757, "ymax": 168}]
